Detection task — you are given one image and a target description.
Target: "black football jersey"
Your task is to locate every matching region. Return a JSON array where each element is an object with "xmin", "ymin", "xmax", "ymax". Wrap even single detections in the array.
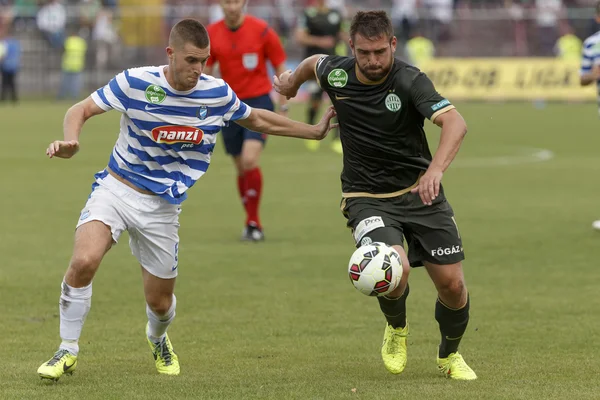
[{"xmin": 314, "ymin": 55, "xmax": 455, "ymax": 195}]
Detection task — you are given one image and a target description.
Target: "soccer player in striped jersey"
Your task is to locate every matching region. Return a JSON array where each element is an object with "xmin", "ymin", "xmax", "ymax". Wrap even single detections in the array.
[
  {"xmin": 37, "ymin": 18, "xmax": 336, "ymax": 381},
  {"xmin": 580, "ymin": 1, "xmax": 600, "ymax": 230}
]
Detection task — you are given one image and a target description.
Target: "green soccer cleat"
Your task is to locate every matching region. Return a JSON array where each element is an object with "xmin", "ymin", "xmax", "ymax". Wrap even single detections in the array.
[
  {"xmin": 437, "ymin": 352, "xmax": 477, "ymax": 380},
  {"xmin": 381, "ymin": 323, "xmax": 409, "ymax": 374},
  {"xmin": 37, "ymin": 349, "xmax": 77, "ymax": 381},
  {"xmin": 147, "ymin": 328, "xmax": 180, "ymax": 375}
]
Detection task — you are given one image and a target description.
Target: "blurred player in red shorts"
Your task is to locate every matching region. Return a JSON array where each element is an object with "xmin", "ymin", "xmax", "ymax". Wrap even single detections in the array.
[{"xmin": 206, "ymin": 0, "xmax": 289, "ymax": 241}]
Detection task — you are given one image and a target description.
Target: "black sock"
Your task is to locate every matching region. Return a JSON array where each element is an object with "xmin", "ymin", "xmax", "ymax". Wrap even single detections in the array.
[
  {"xmin": 308, "ymin": 107, "xmax": 317, "ymax": 125},
  {"xmin": 435, "ymin": 295, "xmax": 470, "ymax": 358},
  {"xmin": 377, "ymin": 284, "xmax": 409, "ymax": 329}
]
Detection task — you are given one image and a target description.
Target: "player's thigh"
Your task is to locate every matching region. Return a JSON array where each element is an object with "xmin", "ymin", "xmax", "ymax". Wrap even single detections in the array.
[
  {"xmin": 69, "ymin": 185, "xmax": 128, "ymax": 281},
  {"xmin": 340, "ymin": 197, "xmax": 410, "ymax": 270},
  {"xmin": 128, "ymin": 205, "xmax": 181, "ymax": 282},
  {"xmin": 341, "ymin": 197, "xmax": 411, "ymax": 293},
  {"xmin": 403, "ymin": 191, "xmax": 465, "ymax": 268},
  {"xmin": 240, "ymin": 94, "xmax": 272, "ymax": 166},
  {"xmin": 240, "ymin": 136, "xmax": 265, "ymax": 170},
  {"xmin": 423, "ymin": 260, "xmax": 467, "ymax": 306}
]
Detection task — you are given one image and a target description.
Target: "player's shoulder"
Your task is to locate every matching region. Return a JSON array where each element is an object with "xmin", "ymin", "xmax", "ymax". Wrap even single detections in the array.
[
  {"xmin": 328, "ymin": 8, "xmax": 342, "ymax": 17},
  {"xmin": 390, "ymin": 58, "xmax": 426, "ymax": 87},
  {"xmin": 318, "ymin": 55, "xmax": 353, "ymax": 71},
  {"xmin": 583, "ymin": 30, "xmax": 600, "ymax": 47},
  {"xmin": 124, "ymin": 65, "xmax": 163, "ymax": 79},
  {"xmin": 116, "ymin": 66, "xmax": 164, "ymax": 89},
  {"xmin": 199, "ymin": 74, "xmax": 229, "ymax": 90},
  {"xmin": 245, "ymin": 15, "xmax": 269, "ymax": 30},
  {"xmin": 305, "ymin": 7, "xmax": 318, "ymax": 18}
]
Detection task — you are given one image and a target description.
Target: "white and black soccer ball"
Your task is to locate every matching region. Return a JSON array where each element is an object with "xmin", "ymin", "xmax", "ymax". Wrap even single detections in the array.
[{"xmin": 348, "ymin": 242, "xmax": 402, "ymax": 297}]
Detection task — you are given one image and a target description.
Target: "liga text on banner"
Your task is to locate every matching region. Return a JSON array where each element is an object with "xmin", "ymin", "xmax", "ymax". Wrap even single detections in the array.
[{"xmin": 419, "ymin": 58, "xmax": 597, "ymax": 101}]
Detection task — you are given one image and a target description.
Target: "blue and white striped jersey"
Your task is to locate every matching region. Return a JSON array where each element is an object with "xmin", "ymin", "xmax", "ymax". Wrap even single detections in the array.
[
  {"xmin": 581, "ymin": 30, "xmax": 600, "ymax": 100},
  {"xmin": 91, "ymin": 66, "xmax": 251, "ymax": 204}
]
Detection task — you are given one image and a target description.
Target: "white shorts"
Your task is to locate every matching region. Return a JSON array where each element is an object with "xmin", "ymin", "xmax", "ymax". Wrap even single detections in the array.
[{"xmin": 76, "ymin": 173, "xmax": 181, "ymax": 279}]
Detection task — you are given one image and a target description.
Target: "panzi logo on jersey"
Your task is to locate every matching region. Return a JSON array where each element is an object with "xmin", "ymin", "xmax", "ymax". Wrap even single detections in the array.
[{"xmin": 151, "ymin": 125, "xmax": 204, "ymax": 145}]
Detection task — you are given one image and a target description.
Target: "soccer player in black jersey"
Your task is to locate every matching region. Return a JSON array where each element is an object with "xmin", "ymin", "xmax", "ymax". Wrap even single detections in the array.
[{"xmin": 274, "ymin": 10, "xmax": 476, "ymax": 380}]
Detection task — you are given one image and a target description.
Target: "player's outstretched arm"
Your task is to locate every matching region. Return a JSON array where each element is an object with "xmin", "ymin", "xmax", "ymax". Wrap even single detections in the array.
[
  {"xmin": 580, "ymin": 65, "xmax": 600, "ymax": 86},
  {"xmin": 411, "ymin": 109, "xmax": 467, "ymax": 205},
  {"xmin": 273, "ymin": 54, "xmax": 325, "ymax": 99},
  {"xmin": 46, "ymin": 96, "xmax": 107, "ymax": 159},
  {"xmin": 237, "ymin": 106, "xmax": 337, "ymax": 140}
]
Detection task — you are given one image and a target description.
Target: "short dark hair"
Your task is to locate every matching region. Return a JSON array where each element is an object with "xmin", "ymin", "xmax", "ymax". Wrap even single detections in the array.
[
  {"xmin": 169, "ymin": 19, "xmax": 210, "ymax": 49},
  {"xmin": 350, "ymin": 11, "xmax": 394, "ymax": 42},
  {"xmin": 596, "ymin": 1, "xmax": 600, "ymax": 15}
]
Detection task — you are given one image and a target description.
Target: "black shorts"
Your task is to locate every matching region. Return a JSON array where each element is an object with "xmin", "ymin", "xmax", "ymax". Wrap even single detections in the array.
[
  {"xmin": 340, "ymin": 189, "xmax": 465, "ymax": 267},
  {"xmin": 221, "ymin": 94, "xmax": 273, "ymax": 156}
]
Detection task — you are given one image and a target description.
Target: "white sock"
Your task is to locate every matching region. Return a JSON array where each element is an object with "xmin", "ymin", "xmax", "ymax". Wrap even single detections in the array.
[
  {"xmin": 146, "ymin": 295, "xmax": 176, "ymax": 344},
  {"xmin": 59, "ymin": 280, "xmax": 92, "ymax": 356}
]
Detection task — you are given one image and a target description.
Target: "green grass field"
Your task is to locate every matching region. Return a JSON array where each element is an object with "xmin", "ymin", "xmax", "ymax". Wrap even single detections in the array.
[{"xmin": 1, "ymin": 100, "xmax": 599, "ymax": 399}]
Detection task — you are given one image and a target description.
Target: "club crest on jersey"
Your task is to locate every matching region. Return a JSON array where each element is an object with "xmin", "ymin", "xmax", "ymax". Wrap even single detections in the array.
[
  {"xmin": 145, "ymin": 85, "xmax": 166, "ymax": 104},
  {"xmin": 151, "ymin": 125, "xmax": 204, "ymax": 144},
  {"xmin": 328, "ymin": 12, "xmax": 340, "ymax": 25},
  {"xmin": 197, "ymin": 105, "xmax": 208, "ymax": 120},
  {"xmin": 385, "ymin": 93, "xmax": 401, "ymax": 112}
]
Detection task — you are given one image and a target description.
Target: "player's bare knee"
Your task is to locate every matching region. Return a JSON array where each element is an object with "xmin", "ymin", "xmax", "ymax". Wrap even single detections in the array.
[
  {"xmin": 147, "ymin": 296, "xmax": 172, "ymax": 316},
  {"xmin": 241, "ymin": 157, "xmax": 259, "ymax": 171},
  {"xmin": 66, "ymin": 254, "xmax": 101, "ymax": 285},
  {"xmin": 437, "ymin": 278, "xmax": 466, "ymax": 302}
]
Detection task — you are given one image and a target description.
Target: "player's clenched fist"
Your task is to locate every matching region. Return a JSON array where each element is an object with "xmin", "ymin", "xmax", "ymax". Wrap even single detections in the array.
[
  {"xmin": 273, "ymin": 69, "xmax": 297, "ymax": 99},
  {"xmin": 46, "ymin": 140, "xmax": 80, "ymax": 159}
]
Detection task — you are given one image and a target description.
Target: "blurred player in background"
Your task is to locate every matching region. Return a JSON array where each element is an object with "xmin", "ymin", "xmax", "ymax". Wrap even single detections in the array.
[
  {"xmin": 37, "ymin": 18, "xmax": 335, "ymax": 382},
  {"xmin": 404, "ymin": 29, "xmax": 435, "ymax": 68},
  {"xmin": 580, "ymin": 1, "xmax": 600, "ymax": 230},
  {"xmin": 275, "ymin": 11, "xmax": 476, "ymax": 380},
  {"xmin": 295, "ymin": 0, "xmax": 347, "ymax": 153},
  {"xmin": 206, "ymin": 0, "xmax": 289, "ymax": 242},
  {"xmin": 0, "ymin": 23, "xmax": 20, "ymax": 104}
]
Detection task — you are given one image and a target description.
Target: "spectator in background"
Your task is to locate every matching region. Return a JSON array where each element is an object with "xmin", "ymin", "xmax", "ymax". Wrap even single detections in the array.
[
  {"xmin": 209, "ymin": 0, "xmax": 224, "ymax": 24},
  {"xmin": 294, "ymin": 0, "xmax": 345, "ymax": 153},
  {"xmin": 37, "ymin": 0, "xmax": 66, "ymax": 48},
  {"xmin": 425, "ymin": 0, "xmax": 453, "ymax": 43},
  {"xmin": 101, "ymin": 0, "xmax": 118, "ymax": 9},
  {"xmin": 534, "ymin": 0, "xmax": 564, "ymax": 56},
  {"xmin": 79, "ymin": 0, "xmax": 101, "ymax": 40},
  {"xmin": 555, "ymin": 22, "xmax": 582, "ymax": 60},
  {"xmin": 506, "ymin": 0, "xmax": 529, "ymax": 56},
  {"xmin": 12, "ymin": 0, "xmax": 39, "ymax": 32},
  {"xmin": 92, "ymin": 6, "xmax": 118, "ymax": 70},
  {"xmin": 58, "ymin": 27, "xmax": 87, "ymax": 100},
  {"xmin": 0, "ymin": 24, "xmax": 21, "ymax": 104},
  {"xmin": 405, "ymin": 29, "xmax": 435, "ymax": 67},
  {"xmin": 392, "ymin": 0, "xmax": 419, "ymax": 43}
]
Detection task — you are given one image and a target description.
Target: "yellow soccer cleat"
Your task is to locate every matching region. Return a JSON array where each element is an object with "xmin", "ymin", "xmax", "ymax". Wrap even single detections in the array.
[
  {"xmin": 437, "ymin": 352, "xmax": 477, "ymax": 380},
  {"xmin": 381, "ymin": 323, "xmax": 409, "ymax": 374},
  {"xmin": 37, "ymin": 349, "xmax": 77, "ymax": 381},
  {"xmin": 305, "ymin": 139, "xmax": 321, "ymax": 152},
  {"xmin": 147, "ymin": 329, "xmax": 180, "ymax": 375},
  {"xmin": 330, "ymin": 139, "xmax": 343, "ymax": 154}
]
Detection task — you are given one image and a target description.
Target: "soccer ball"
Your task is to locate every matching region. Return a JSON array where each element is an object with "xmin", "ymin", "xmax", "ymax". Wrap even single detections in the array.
[{"xmin": 348, "ymin": 242, "xmax": 402, "ymax": 297}]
